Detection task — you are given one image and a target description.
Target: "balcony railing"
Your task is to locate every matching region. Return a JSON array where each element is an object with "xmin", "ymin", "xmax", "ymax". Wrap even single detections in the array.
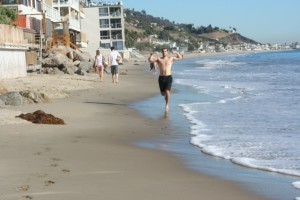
[
  {"xmin": 53, "ymin": 0, "xmax": 79, "ymax": 11},
  {"xmin": 109, "ymin": 12, "xmax": 121, "ymax": 17},
  {"xmin": 100, "ymin": 24, "xmax": 109, "ymax": 28},
  {"xmin": 111, "ymin": 35, "xmax": 122, "ymax": 40},
  {"xmin": 43, "ymin": 3, "xmax": 60, "ymax": 21},
  {"xmin": 100, "ymin": 36, "xmax": 110, "ymax": 40},
  {"xmin": 99, "ymin": 13, "xmax": 109, "ymax": 17},
  {"xmin": 69, "ymin": 18, "xmax": 80, "ymax": 30},
  {"xmin": 111, "ymin": 23, "xmax": 121, "ymax": 28},
  {"xmin": 85, "ymin": 0, "xmax": 123, "ymax": 7}
]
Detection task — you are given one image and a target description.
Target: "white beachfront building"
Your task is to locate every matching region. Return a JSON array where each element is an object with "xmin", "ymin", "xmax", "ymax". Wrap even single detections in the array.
[
  {"xmin": 1, "ymin": 0, "xmax": 61, "ymax": 40},
  {"xmin": 0, "ymin": 0, "xmax": 87, "ymax": 78},
  {"xmin": 81, "ymin": 0, "xmax": 125, "ymax": 56},
  {"xmin": 1, "ymin": 0, "xmax": 86, "ymax": 48},
  {"xmin": 0, "ymin": 0, "xmax": 61, "ymax": 78}
]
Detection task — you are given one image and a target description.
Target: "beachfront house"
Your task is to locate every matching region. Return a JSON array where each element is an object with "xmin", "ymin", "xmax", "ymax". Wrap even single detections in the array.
[
  {"xmin": 1, "ymin": 0, "xmax": 59, "ymax": 78},
  {"xmin": 81, "ymin": 0, "xmax": 126, "ymax": 57},
  {"xmin": 0, "ymin": 0, "xmax": 87, "ymax": 78},
  {"xmin": 1, "ymin": 0, "xmax": 61, "ymax": 37},
  {"xmin": 2, "ymin": 0, "xmax": 86, "ymax": 49}
]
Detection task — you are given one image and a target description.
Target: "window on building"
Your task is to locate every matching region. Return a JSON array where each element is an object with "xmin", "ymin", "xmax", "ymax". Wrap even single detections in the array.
[
  {"xmin": 60, "ymin": 8, "xmax": 68, "ymax": 17},
  {"xmin": 99, "ymin": 19, "xmax": 109, "ymax": 28},
  {"xmin": 2, "ymin": 0, "xmax": 19, "ymax": 4},
  {"xmin": 100, "ymin": 30, "xmax": 110, "ymax": 40},
  {"xmin": 99, "ymin": 7, "xmax": 108, "ymax": 16},
  {"xmin": 110, "ymin": 19, "xmax": 121, "ymax": 28},
  {"xmin": 109, "ymin": 7, "xmax": 121, "ymax": 17},
  {"xmin": 112, "ymin": 41, "xmax": 123, "ymax": 50},
  {"xmin": 100, "ymin": 43, "xmax": 111, "ymax": 49},
  {"xmin": 111, "ymin": 30, "xmax": 122, "ymax": 40}
]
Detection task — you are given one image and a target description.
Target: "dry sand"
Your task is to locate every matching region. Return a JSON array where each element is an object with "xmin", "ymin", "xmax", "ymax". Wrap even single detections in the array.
[{"xmin": 0, "ymin": 59, "xmax": 268, "ymax": 200}]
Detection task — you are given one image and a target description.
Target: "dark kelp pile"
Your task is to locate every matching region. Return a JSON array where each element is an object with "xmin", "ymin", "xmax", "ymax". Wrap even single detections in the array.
[{"xmin": 16, "ymin": 110, "xmax": 65, "ymax": 125}]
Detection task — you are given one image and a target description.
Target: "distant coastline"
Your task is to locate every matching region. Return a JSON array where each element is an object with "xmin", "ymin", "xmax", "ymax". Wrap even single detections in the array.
[{"xmin": 139, "ymin": 48, "xmax": 295, "ymax": 60}]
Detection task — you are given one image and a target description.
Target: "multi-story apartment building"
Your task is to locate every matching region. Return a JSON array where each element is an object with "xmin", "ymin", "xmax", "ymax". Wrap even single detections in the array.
[
  {"xmin": 1, "ymin": 0, "xmax": 60, "ymax": 38},
  {"xmin": 0, "ymin": 0, "xmax": 86, "ymax": 48},
  {"xmin": 82, "ymin": 0, "xmax": 125, "ymax": 55}
]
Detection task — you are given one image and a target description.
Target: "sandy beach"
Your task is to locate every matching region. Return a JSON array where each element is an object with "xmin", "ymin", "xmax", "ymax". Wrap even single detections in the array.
[{"xmin": 0, "ymin": 58, "xmax": 268, "ymax": 200}]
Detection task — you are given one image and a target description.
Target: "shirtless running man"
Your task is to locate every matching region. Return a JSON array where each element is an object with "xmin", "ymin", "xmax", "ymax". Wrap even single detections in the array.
[{"xmin": 148, "ymin": 48, "xmax": 182, "ymax": 112}]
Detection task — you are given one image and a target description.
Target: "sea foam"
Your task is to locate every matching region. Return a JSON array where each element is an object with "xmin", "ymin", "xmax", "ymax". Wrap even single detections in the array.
[{"xmin": 292, "ymin": 182, "xmax": 300, "ymax": 189}]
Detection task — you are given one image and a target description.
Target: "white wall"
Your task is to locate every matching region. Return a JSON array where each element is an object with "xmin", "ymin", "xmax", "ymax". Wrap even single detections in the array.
[
  {"xmin": 81, "ymin": 7, "xmax": 101, "ymax": 56},
  {"xmin": 0, "ymin": 48, "xmax": 27, "ymax": 79}
]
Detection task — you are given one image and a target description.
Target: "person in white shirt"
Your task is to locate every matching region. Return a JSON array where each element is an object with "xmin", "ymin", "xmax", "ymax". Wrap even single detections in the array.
[{"xmin": 108, "ymin": 46, "xmax": 122, "ymax": 83}]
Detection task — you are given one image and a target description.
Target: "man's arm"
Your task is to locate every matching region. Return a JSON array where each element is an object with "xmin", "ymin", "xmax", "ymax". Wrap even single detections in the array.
[
  {"xmin": 172, "ymin": 52, "xmax": 182, "ymax": 61},
  {"xmin": 117, "ymin": 52, "xmax": 122, "ymax": 63},
  {"xmin": 148, "ymin": 52, "xmax": 158, "ymax": 63},
  {"xmin": 108, "ymin": 54, "xmax": 112, "ymax": 67}
]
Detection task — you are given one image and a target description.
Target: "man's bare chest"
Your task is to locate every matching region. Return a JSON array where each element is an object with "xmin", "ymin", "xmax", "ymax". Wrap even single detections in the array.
[{"xmin": 160, "ymin": 58, "xmax": 172, "ymax": 66}]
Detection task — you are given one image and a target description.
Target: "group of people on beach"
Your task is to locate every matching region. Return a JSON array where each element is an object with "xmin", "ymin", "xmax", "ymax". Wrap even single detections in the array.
[
  {"xmin": 94, "ymin": 46, "xmax": 122, "ymax": 83},
  {"xmin": 95, "ymin": 47, "xmax": 182, "ymax": 112}
]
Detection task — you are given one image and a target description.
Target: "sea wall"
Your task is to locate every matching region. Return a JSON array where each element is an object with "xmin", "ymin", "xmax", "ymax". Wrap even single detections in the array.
[
  {"xmin": 0, "ymin": 47, "xmax": 27, "ymax": 79},
  {"xmin": 0, "ymin": 24, "xmax": 28, "ymax": 79}
]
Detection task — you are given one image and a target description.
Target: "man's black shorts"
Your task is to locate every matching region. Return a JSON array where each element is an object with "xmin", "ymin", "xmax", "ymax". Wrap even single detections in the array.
[{"xmin": 158, "ymin": 75, "xmax": 173, "ymax": 93}]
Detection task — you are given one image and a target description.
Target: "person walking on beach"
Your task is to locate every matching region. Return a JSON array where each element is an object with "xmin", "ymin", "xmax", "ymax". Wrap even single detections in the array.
[
  {"xmin": 108, "ymin": 46, "xmax": 122, "ymax": 83},
  {"xmin": 148, "ymin": 48, "xmax": 182, "ymax": 112},
  {"xmin": 94, "ymin": 49, "xmax": 105, "ymax": 81}
]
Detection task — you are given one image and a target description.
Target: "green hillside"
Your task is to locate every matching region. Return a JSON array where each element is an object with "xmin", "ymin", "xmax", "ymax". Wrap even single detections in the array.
[{"xmin": 124, "ymin": 9, "xmax": 258, "ymax": 51}]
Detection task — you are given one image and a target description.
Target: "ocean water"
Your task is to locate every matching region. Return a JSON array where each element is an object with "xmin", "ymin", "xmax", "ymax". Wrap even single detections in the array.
[{"xmin": 131, "ymin": 50, "xmax": 300, "ymax": 200}]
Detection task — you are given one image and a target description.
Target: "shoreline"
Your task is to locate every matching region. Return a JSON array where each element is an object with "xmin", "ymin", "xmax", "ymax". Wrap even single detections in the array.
[
  {"xmin": 0, "ymin": 59, "xmax": 268, "ymax": 199},
  {"xmin": 131, "ymin": 85, "xmax": 300, "ymax": 200}
]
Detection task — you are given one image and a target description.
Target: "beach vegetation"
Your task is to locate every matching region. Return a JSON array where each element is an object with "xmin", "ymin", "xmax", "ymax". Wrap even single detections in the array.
[
  {"xmin": 135, "ymin": 43, "xmax": 153, "ymax": 51},
  {"xmin": 153, "ymin": 44, "xmax": 170, "ymax": 52},
  {"xmin": 0, "ymin": 6, "xmax": 17, "ymax": 25},
  {"xmin": 158, "ymin": 30, "xmax": 170, "ymax": 41}
]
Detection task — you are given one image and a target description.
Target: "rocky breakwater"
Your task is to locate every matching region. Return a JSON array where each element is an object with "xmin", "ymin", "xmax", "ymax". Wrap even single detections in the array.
[
  {"xmin": 0, "ymin": 90, "xmax": 51, "ymax": 107},
  {"xmin": 42, "ymin": 47, "xmax": 94, "ymax": 75}
]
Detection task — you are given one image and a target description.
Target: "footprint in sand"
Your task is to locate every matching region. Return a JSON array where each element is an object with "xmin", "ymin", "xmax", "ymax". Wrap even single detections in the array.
[
  {"xmin": 61, "ymin": 168, "xmax": 70, "ymax": 173},
  {"xmin": 21, "ymin": 195, "xmax": 33, "ymax": 200},
  {"xmin": 48, "ymin": 158, "xmax": 61, "ymax": 168},
  {"xmin": 44, "ymin": 180, "xmax": 55, "ymax": 186},
  {"xmin": 75, "ymin": 135, "xmax": 87, "ymax": 139},
  {"xmin": 44, "ymin": 147, "xmax": 52, "ymax": 152},
  {"xmin": 34, "ymin": 173, "xmax": 48, "ymax": 178},
  {"xmin": 34, "ymin": 152, "xmax": 42, "ymax": 156},
  {"xmin": 16, "ymin": 184, "xmax": 30, "ymax": 192},
  {"xmin": 51, "ymin": 157, "xmax": 61, "ymax": 161},
  {"xmin": 71, "ymin": 135, "xmax": 87, "ymax": 143},
  {"xmin": 49, "ymin": 163, "xmax": 58, "ymax": 167}
]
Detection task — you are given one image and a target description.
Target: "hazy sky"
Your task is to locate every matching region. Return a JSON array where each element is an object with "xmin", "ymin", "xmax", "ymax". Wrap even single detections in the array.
[{"xmin": 123, "ymin": 0, "xmax": 299, "ymax": 44}]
